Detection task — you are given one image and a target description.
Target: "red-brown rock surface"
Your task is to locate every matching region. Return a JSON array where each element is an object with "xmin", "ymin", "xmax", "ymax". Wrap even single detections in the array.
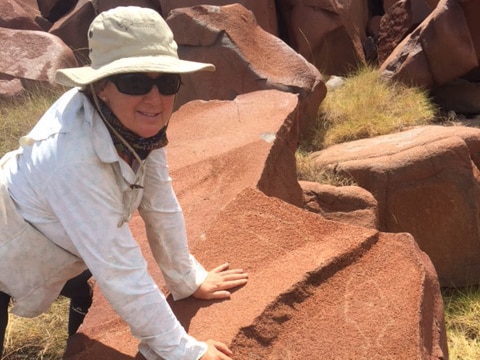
[
  {"xmin": 310, "ymin": 125, "xmax": 480, "ymax": 287},
  {"xmin": 380, "ymin": 0, "xmax": 480, "ymax": 88},
  {"xmin": 300, "ymin": 181, "xmax": 379, "ymax": 229},
  {"xmin": 64, "ymin": 91, "xmax": 448, "ymax": 359}
]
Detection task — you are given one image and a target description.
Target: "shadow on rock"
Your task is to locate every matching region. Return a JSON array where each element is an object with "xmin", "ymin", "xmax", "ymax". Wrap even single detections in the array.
[
  {"xmin": 166, "ymin": 293, "xmax": 235, "ymax": 332},
  {"xmin": 63, "ymin": 333, "xmax": 146, "ymax": 360}
]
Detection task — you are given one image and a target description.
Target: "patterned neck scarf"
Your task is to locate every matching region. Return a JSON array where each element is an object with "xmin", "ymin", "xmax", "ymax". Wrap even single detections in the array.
[{"xmin": 97, "ymin": 99, "xmax": 168, "ymax": 161}]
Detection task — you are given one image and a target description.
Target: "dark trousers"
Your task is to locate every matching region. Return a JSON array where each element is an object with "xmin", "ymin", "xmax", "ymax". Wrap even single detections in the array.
[{"xmin": 0, "ymin": 269, "xmax": 93, "ymax": 356}]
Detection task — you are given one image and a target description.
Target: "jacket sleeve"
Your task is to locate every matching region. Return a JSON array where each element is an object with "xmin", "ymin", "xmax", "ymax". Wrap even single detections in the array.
[{"xmin": 139, "ymin": 148, "xmax": 208, "ymax": 300}]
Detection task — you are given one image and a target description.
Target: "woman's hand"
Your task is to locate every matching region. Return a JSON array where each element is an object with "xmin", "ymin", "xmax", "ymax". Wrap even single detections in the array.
[
  {"xmin": 193, "ymin": 263, "xmax": 248, "ymax": 300},
  {"xmin": 200, "ymin": 340, "xmax": 233, "ymax": 360}
]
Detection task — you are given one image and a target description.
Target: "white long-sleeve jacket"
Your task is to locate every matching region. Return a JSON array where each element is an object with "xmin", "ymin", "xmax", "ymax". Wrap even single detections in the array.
[{"xmin": 0, "ymin": 88, "xmax": 208, "ymax": 359}]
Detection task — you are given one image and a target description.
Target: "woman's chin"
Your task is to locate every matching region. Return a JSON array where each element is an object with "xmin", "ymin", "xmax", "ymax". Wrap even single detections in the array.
[{"xmin": 133, "ymin": 128, "xmax": 162, "ymax": 139}]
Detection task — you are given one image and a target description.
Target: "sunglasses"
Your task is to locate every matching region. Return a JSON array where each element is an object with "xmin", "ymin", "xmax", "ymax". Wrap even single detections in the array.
[{"xmin": 108, "ymin": 73, "xmax": 181, "ymax": 96}]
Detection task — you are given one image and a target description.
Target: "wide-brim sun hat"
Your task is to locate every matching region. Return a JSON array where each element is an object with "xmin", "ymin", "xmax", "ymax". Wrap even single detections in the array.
[{"xmin": 55, "ymin": 6, "xmax": 215, "ymax": 87}]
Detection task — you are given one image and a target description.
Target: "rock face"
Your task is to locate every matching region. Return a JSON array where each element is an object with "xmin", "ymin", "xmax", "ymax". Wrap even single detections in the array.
[
  {"xmin": 0, "ymin": 26, "xmax": 77, "ymax": 85},
  {"xmin": 376, "ymin": 0, "xmax": 433, "ymax": 64},
  {"xmin": 276, "ymin": 0, "xmax": 370, "ymax": 77},
  {"xmin": 64, "ymin": 91, "xmax": 448, "ymax": 360},
  {"xmin": 380, "ymin": 0, "xmax": 480, "ymax": 89},
  {"xmin": 0, "ymin": 0, "xmax": 41, "ymax": 30},
  {"xmin": 310, "ymin": 125, "xmax": 480, "ymax": 287},
  {"xmin": 166, "ymin": 4, "xmax": 325, "ymax": 120},
  {"xmin": 1, "ymin": 0, "xmax": 480, "ymax": 105},
  {"xmin": 300, "ymin": 181, "xmax": 379, "ymax": 229},
  {"xmin": 159, "ymin": 0, "xmax": 278, "ymax": 35},
  {"xmin": 0, "ymin": 1, "xmax": 472, "ymax": 358}
]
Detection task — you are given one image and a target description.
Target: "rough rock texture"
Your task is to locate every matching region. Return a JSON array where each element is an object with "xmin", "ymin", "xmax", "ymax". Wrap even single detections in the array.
[
  {"xmin": 431, "ymin": 78, "xmax": 480, "ymax": 114},
  {"xmin": 36, "ymin": 0, "xmax": 77, "ymax": 22},
  {"xmin": 310, "ymin": 125, "xmax": 480, "ymax": 287},
  {"xmin": 47, "ymin": 0, "xmax": 161, "ymax": 65},
  {"xmin": 0, "ymin": 0, "xmax": 42, "ymax": 30},
  {"xmin": 380, "ymin": 0, "xmax": 479, "ymax": 89},
  {"xmin": 300, "ymin": 181, "xmax": 379, "ymax": 229},
  {"xmin": 159, "ymin": 0, "xmax": 278, "ymax": 35},
  {"xmin": 276, "ymin": 0, "xmax": 369, "ymax": 77},
  {"xmin": 0, "ymin": 74, "xmax": 23, "ymax": 99},
  {"xmin": 3, "ymin": 0, "xmax": 480, "ymax": 104},
  {"xmin": 166, "ymin": 3, "xmax": 326, "ymax": 136},
  {"xmin": 377, "ymin": 0, "xmax": 433, "ymax": 64},
  {"xmin": 0, "ymin": 26, "xmax": 77, "ymax": 85},
  {"xmin": 64, "ymin": 91, "xmax": 448, "ymax": 360}
]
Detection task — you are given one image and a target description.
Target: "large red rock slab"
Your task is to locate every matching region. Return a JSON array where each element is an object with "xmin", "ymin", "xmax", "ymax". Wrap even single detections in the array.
[
  {"xmin": 64, "ymin": 91, "xmax": 447, "ymax": 359},
  {"xmin": 310, "ymin": 125, "xmax": 480, "ymax": 287},
  {"xmin": 167, "ymin": 90, "xmax": 306, "ymax": 245},
  {"xmin": 159, "ymin": 0, "xmax": 278, "ymax": 35},
  {"xmin": 0, "ymin": 0, "xmax": 42, "ymax": 30},
  {"xmin": 66, "ymin": 187, "xmax": 448, "ymax": 359},
  {"xmin": 166, "ymin": 3, "xmax": 326, "ymax": 136},
  {"xmin": 377, "ymin": 0, "xmax": 433, "ymax": 64},
  {"xmin": 380, "ymin": 0, "xmax": 479, "ymax": 88},
  {"xmin": 300, "ymin": 181, "xmax": 379, "ymax": 229},
  {"xmin": 64, "ymin": 89, "xmax": 304, "ymax": 357},
  {"xmin": 275, "ymin": 0, "xmax": 370, "ymax": 77},
  {"xmin": 195, "ymin": 189, "xmax": 446, "ymax": 360},
  {"xmin": 0, "ymin": 27, "xmax": 77, "ymax": 86}
]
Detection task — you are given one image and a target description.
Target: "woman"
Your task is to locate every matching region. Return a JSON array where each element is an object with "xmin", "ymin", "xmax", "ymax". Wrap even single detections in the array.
[{"xmin": 0, "ymin": 6, "xmax": 248, "ymax": 360}]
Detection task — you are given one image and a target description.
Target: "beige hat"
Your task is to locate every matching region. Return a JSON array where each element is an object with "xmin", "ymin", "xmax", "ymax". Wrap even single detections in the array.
[{"xmin": 55, "ymin": 6, "xmax": 215, "ymax": 87}]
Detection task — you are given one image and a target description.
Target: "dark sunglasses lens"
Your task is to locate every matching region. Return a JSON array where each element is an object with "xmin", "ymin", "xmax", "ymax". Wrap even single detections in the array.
[
  {"xmin": 114, "ymin": 74, "xmax": 152, "ymax": 95},
  {"xmin": 157, "ymin": 74, "xmax": 181, "ymax": 95},
  {"xmin": 112, "ymin": 73, "xmax": 181, "ymax": 96}
]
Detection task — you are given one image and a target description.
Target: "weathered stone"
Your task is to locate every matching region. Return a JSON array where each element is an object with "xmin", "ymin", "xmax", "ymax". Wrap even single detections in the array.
[
  {"xmin": 380, "ymin": 0, "xmax": 478, "ymax": 88},
  {"xmin": 159, "ymin": 0, "xmax": 278, "ymax": 35},
  {"xmin": 431, "ymin": 78, "xmax": 480, "ymax": 114},
  {"xmin": 300, "ymin": 181, "xmax": 379, "ymax": 229},
  {"xmin": 48, "ymin": 0, "xmax": 96, "ymax": 66},
  {"xmin": 310, "ymin": 125, "xmax": 480, "ymax": 286},
  {"xmin": 0, "ymin": 27, "xmax": 77, "ymax": 84},
  {"xmin": 36, "ymin": 0, "xmax": 77, "ymax": 22},
  {"xmin": 0, "ymin": 0, "xmax": 41, "ymax": 30},
  {"xmin": 0, "ymin": 73, "xmax": 24, "ymax": 99},
  {"xmin": 66, "ymin": 185, "xmax": 448, "ymax": 359},
  {"xmin": 377, "ymin": 0, "xmax": 433, "ymax": 64},
  {"xmin": 276, "ymin": 0, "xmax": 369, "ymax": 76},
  {"xmin": 167, "ymin": 4, "xmax": 325, "ymax": 138}
]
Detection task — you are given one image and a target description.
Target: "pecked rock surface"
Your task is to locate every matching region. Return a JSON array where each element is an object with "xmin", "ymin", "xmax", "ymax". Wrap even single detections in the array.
[
  {"xmin": 310, "ymin": 125, "xmax": 480, "ymax": 287},
  {"xmin": 64, "ymin": 90, "xmax": 448, "ymax": 359}
]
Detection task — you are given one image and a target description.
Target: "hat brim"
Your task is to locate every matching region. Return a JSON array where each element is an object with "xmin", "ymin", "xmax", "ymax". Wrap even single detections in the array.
[{"xmin": 55, "ymin": 55, "xmax": 215, "ymax": 87}]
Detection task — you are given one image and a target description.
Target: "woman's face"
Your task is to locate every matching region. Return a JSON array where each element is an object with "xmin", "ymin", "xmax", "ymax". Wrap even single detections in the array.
[{"xmin": 97, "ymin": 72, "xmax": 176, "ymax": 138}]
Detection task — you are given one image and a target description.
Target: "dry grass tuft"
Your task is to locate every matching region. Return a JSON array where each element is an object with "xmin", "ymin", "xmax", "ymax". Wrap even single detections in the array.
[
  {"xmin": 311, "ymin": 66, "xmax": 438, "ymax": 150},
  {"xmin": 2, "ymin": 297, "xmax": 69, "ymax": 360},
  {"xmin": 443, "ymin": 287, "xmax": 480, "ymax": 360},
  {"xmin": 296, "ymin": 65, "xmax": 438, "ymax": 186},
  {"xmin": 295, "ymin": 149, "xmax": 356, "ymax": 186},
  {"xmin": 0, "ymin": 86, "xmax": 64, "ymax": 157},
  {"xmin": 0, "ymin": 86, "xmax": 68, "ymax": 360}
]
